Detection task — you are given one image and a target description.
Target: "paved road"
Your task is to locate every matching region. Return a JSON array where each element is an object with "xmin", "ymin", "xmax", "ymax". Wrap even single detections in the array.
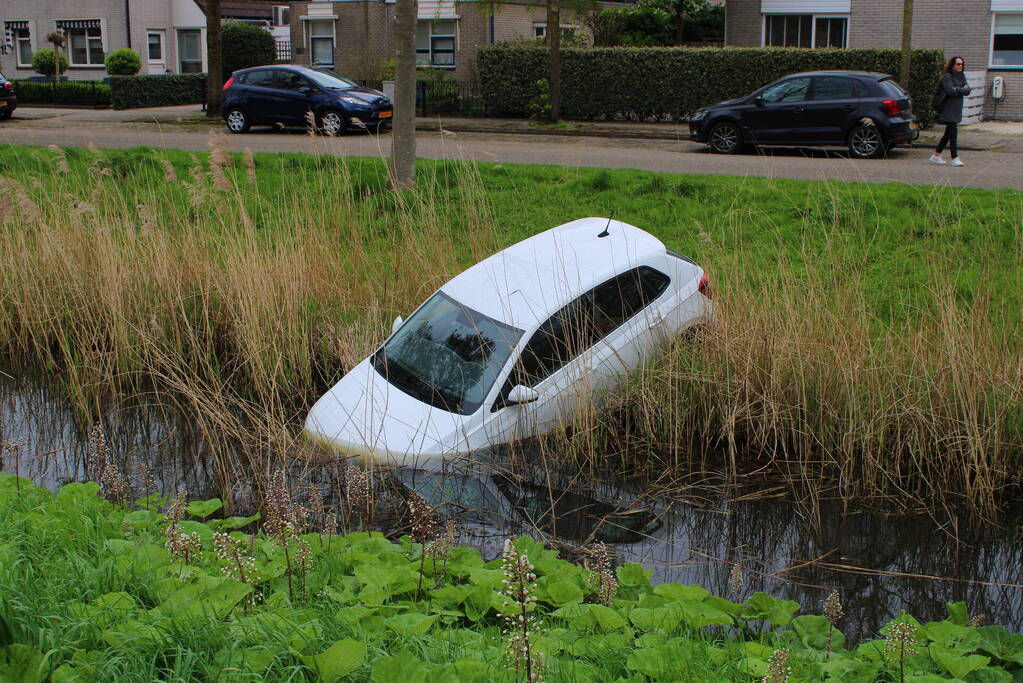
[{"xmin": 2, "ymin": 118, "xmax": 1020, "ymax": 190}]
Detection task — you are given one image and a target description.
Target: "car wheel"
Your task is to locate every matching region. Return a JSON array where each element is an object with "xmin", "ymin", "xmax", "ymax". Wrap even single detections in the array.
[
  {"xmin": 319, "ymin": 110, "xmax": 346, "ymax": 136},
  {"xmin": 0, "ymin": 109, "xmax": 12, "ymax": 120},
  {"xmin": 847, "ymin": 122, "xmax": 884, "ymax": 159},
  {"xmin": 708, "ymin": 121, "xmax": 742, "ymax": 154},
  {"xmin": 225, "ymin": 108, "xmax": 250, "ymax": 134}
]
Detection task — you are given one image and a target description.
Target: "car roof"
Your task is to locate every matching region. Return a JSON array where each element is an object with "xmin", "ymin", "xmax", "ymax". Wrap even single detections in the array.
[
  {"xmin": 442, "ymin": 218, "xmax": 668, "ymax": 331},
  {"xmin": 782, "ymin": 70, "xmax": 893, "ymax": 80}
]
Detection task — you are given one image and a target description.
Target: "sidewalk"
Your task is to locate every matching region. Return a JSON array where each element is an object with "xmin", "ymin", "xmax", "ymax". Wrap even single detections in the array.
[{"xmin": 10, "ymin": 104, "xmax": 1023, "ymax": 152}]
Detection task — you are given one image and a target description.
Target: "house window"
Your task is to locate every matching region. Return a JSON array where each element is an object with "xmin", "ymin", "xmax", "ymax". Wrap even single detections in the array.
[
  {"xmin": 532, "ymin": 24, "xmax": 581, "ymax": 41},
  {"xmin": 177, "ymin": 29, "xmax": 202, "ymax": 73},
  {"xmin": 764, "ymin": 14, "xmax": 846, "ymax": 48},
  {"xmin": 273, "ymin": 6, "xmax": 290, "ymax": 27},
  {"xmin": 416, "ymin": 20, "xmax": 456, "ymax": 67},
  {"xmin": 147, "ymin": 32, "xmax": 163, "ymax": 61},
  {"xmin": 307, "ymin": 20, "xmax": 334, "ymax": 66},
  {"xmin": 992, "ymin": 13, "xmax": 1023, "ymax": 67},
  {"xmin": 57, "ymin": 20, "xmax": 104, "ymax": 65},
  {"xmin": 5, "ymin": 22, "xmax": 33, "ymax": 67}
]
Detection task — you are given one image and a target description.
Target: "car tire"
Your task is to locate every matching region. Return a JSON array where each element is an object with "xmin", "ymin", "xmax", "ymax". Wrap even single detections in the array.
[
  {"xmin": 225, "ymin": 108, "xmax": 250, "ymax": 134},
  {"xmin": 0, "ymin": 109, "xmax": 12, "ymax": 120},
  {"xmin": 847, "ymin": 122, "xmax": 885, "ymax": 159},
  {"xmin": 708, "ymin": 121, "xmax": 743, "ymax": 154},
  {"xmin": 319, "ymin": 109, "xmax": 346, "ymax": 136}
]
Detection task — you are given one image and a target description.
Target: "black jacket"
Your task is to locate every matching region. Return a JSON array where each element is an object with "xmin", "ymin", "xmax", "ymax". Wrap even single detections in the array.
[{"xmin": 936, "ymin": 72, "xmax": 971, "ymax": 124}]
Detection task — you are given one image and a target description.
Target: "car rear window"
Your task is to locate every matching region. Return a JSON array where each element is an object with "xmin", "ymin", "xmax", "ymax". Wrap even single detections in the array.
[
  {"xmin": 878, "ymin": 79, "xmax": 908, "ymax": 98},
  {"xmin": 811, "ymin": 76, "xmax": 858, "ymax": 100},
  {"xmin": 240, "ymin": 70, "xmax": 275, "ymax": 87}
]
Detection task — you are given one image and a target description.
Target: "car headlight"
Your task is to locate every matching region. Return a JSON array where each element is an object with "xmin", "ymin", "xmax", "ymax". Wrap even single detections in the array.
[
  {"xmin": 691, "ymin": 110, "xmax": 707, "ymax": 122},
  {"xmin": 339, "ymin": 96, "xmax": 367, "ymax": 106}
]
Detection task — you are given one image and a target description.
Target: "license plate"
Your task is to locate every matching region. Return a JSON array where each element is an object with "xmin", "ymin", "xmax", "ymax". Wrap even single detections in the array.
[
  {"xmin": 379, "ymin": 111, "xmax": 392, "ymax": 119},
  {"xmin": 0, "ymin": 101, "xmax": 6, "ymax": 108},
  {"xmin": 910, "ymin": 121, "xmax": 917, "ymax": 129}
]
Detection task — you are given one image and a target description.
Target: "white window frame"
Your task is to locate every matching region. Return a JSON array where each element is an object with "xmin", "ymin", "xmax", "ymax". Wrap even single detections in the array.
[
  {"xmin": 58, "ymin": 20, "xmax": 105, "ymax": 67},
  {"xmin": 762, "ymin": 13, "xmax": 848, "ymax": 48},
  {"xmin": 5, "ymin": 21, "xmax": 34, "ymax": 68},
  {"xmin": 416, "ymin": 20, "xmax": 457, "ymax": 68},
  {"xmin": 307, "ymin": 20, "xmax": 334, "ymax": 66},
  {"xmin": 990, "ymin": 13, "xmax": 1023, "ymax": 68},
  {"xmin": 273, "ymin": 6, "xmax": 291, "ymax": 27},
  {"xmin": 532, "ymin": 23, "xmax": 581, "ymax": 40},
  {"xmin": 147, "ymin": 31, "xmax": 163, "ymax": 62}
]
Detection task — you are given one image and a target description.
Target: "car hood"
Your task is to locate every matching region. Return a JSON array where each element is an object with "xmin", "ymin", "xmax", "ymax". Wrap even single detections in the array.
[
  {"xmin": 337, "ymin": 88, "xmax": 390, "ymax": 105},
  {"xmin": 707, "ymin": 97, "xmax": 746, "ymax": 110},
  {"xmin": 304, "ymin": 358, "xmax": 475, "ymax": 468}
]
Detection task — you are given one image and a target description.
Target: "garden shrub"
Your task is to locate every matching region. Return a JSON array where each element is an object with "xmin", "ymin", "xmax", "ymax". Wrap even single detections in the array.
[
  {"xmin": 31, "ymin": 49, "xmax": 68, "ymax": 77},
  {"xmin": 478, "ymin": 46, "xmax": 945, "ymax": 123},
  {"xmin": 110, "ymin": 74, "xmax": 206, "ymax": 109},
  {"xmin": 13, "ymin": 80, "xmax": 112, "ymax": 107},
  {"xmin": 105, "ymin": 48, "xmax": 142, "ymax": 76},
  {"xmin": 222, "ymin": 21, "xmax": 277, "ymax": 79}
]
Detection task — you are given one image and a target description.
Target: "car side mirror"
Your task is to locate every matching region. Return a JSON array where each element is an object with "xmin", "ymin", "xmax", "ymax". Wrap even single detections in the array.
[
  {"xmin": 391, "ymin": 316, "xmax": 403, "ymax": 334},
  {"xmin": 506, "ymin": 385, "xmax": 539, "ymax": 405},
  {"xmin": 752, "ymin": 95, "xmax": 765, "ymax": 108},
  {"xmin": 299, "ymin": 86, "xmax": 314, "ymax": 95}
]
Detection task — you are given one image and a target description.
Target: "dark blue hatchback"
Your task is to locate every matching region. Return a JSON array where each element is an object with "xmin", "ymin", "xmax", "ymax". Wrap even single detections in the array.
[{"xmin": 222, "ymin": 65, "xmax": 392, "ymax": 135}]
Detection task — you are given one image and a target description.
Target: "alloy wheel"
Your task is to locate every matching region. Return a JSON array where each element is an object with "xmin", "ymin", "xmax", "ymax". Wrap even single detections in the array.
[
  {"xmin": 709, "ymin": 123, "xmax": 740, "ymax": 154},
  {"xmin": 849, "ymin": 124, "xmax": 882, "ymax": 158},
  {"xmin": 321, "ymin": 111, "xmax": 344, "ymax": 136},
  {"xmin": 226, "ymin": 110, "xmax": 247, "ymax": 133}
]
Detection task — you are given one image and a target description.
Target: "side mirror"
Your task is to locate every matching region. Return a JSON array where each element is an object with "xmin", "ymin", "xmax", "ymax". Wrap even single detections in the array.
[
  {"xmin": 506, "ymin": 385, "xmax": 539, "ymax": 405},
  {"xmin": 752, "ymin": 95, "xmax": 765, "ymax": 108},
  {"xmin": 299, "ymin": 86, "xmax": 315, "ymax": 95},
  {"xmin": 391, "ymin": 316, "xmax": 403, "ymax": 334}
]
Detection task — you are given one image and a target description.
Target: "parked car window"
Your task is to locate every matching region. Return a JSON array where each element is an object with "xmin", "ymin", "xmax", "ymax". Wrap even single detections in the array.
[
  {"xmin": 277, "ymin": 70, "xmax": 310, "ymax": 91},
  {"xmin": 304, "ymin": 68, "xmax": 359, "ymax": 90},
  {"xmin": 242, "ymin": 70, "xmax": 275, "ymax": 87},
  {"xmin": 810, "ymin": 76, "xmax": 858, "ymax": 100},
  {"xmin": 877, "ymin": 79, "xmax": 908, "ymax": 99},
  {"xmin": 372, "ymin": 291, "xmax": 522, "ymax": 415},
  {"xmin": 510, "ymin": 267, "xmax": 670, "ymax": 389},
  {"xmin": 762, "ymin": 77, "xmax": 811, "ymax": 103}
]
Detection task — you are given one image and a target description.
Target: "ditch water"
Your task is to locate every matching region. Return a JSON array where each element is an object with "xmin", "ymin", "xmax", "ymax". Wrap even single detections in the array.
[{"xmin": 2, "ymin": 369, "xmax": 1021, "ymax": 644}]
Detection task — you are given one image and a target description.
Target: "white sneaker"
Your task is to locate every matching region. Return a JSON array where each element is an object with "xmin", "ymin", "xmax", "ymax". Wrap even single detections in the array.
[
  {"xmin": 950, "ymin": 157, "xmax": 964, "ymax": 167},
  {"xmin": 929, "ymin": 154, "xmax": 946, "ymax": 165}
]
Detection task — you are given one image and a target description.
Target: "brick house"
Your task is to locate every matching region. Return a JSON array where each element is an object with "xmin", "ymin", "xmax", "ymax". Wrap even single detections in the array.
[
  {"xmin": 724, "ymin": 0, "xmax": 1023, "ymax": 120},
  {"xmin": 288, "ymin": 0, "xmax": 630, "ymax": 82},
  {"xmin": 1, "ymin": 0, "xmax": 289, "ymax": 79}
]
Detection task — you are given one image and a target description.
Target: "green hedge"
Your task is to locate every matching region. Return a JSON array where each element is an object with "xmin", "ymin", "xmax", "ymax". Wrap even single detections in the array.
[
  {"xmin": 12, "ymin": 80, "xmax": 112, "ymax": 107},
  {"xmin": 110, "ymin": 74, "xmax": 206, "ymax": 109},
  {"xmin": 478, "ymin": 47, "xmax": 945, "ymax": 123}
]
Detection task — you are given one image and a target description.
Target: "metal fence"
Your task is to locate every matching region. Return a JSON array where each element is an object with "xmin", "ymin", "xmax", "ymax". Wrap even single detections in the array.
[
  {"xmin": 275, "ymin": 40, "xmax": 291, "ymax": 63},
  {"xmin": 416, "ymin": 80, "xmax": 485, "ymax": 117}
]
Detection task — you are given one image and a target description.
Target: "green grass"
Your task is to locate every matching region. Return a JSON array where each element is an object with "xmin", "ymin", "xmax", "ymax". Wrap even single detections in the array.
[{"xmin": 0, "ymin": 143, "xmax": 1021, "ymax": 515}]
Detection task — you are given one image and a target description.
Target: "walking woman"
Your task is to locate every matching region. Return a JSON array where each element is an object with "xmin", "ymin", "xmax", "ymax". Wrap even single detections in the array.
[{"xmin": 930, "ymin": 56, "xmax": 971, "ymax": 166}]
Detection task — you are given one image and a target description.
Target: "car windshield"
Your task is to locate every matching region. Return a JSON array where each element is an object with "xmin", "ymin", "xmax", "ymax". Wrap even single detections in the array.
[
  {"xmin": 305, "ymin": 68, "xmax": 359, "ymax": 90},
  {"xmin": 372, "ymin": 291, "xmax": 523, "ymax": 415}
]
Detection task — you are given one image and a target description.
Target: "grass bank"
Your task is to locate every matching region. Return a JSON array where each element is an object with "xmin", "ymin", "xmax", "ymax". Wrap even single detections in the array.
[
  {"xmin": 0, "ymin": 142, "xmax": 1021, "ymax": 516},
  {"xmin": 3, "ymin": 472, "xmax": 1022, "ymax": 682}
]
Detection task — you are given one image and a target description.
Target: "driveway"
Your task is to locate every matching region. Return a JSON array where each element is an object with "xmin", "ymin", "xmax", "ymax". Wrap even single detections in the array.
[{"xmin": 2, "ymin": 107, "xmax": 1022, "ymax": 191}]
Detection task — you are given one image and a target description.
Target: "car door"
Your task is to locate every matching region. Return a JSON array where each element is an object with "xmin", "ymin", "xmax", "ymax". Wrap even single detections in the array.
[
  {"xmin": 274, "ymin": 70, "xmax": 316, "ymax": 125},
  {"xmin": 743, "ymin": 77, "xmax": 811, "ymax": 144},
  {"xmin": 238, "ymin": 69, "xmax": 278, "ymax": 123},
  {"xmin": 804, "ymin": 76, "xmax": 860, "ymax": 143}
]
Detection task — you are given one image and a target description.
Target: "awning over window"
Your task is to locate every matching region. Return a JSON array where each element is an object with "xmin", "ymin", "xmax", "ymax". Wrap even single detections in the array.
[
  {"xmin": 762, "ymin": 1, "xmax": 850, "ymax": 12},
  {"xmin": 56, "ymin": 19, "xmax": 101, "ymax": 30},
  {"xmin": 4, "ymin": 21, "xmax": 29, "ymax": 30}
]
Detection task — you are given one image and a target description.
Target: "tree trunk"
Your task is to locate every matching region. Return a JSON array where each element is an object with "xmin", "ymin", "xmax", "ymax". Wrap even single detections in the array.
[
  {"xmin": 391, "ymin": 0, "xmax": 417, "ymax": 190},
  {"xmin": 899, "ymin": 0, "xmax": 913, "ymax": 89},
  {"xmin": 674, "ymin": 3, "xmax": 685, "ymax": 46},
  {"xmin": 546, "ymin": 0, "xmax": 561, "ymax": 122},
  {"xmin": 206, "ymin": 0, "xmax": 223, "ymax": 117}
]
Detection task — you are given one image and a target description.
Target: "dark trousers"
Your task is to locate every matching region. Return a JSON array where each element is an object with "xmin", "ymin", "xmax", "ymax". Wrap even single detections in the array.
[{"xmin": 936, "ymin": 122, "xmax": 959, "ymax": 158}]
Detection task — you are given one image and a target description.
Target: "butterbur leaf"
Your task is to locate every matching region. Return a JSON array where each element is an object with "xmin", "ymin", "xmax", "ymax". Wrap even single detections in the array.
[
  {"xmin": 0, "ymin": 644, "xmax": 45, "ymax": 683},
  {"xmin": 371, "ymin": 651, "xmax": 431, "ymax": 682},
  {"xmin": 792, "ymin": 614, "xmax": 845, "ymax": 651},
  {"xmin": 922, "ymin": 621, "xmax": 981, "ymax": 652},
  {"xmin": 384, "ymin": 613, "xmax": 438, "ymax": 636},
  {"xmin": 743, "ymin": 592, "xmax": 800, "ymax": 627},
  {"xmin": 653, "ymin": 583, "xmax": 709, "ymax": 602},
  {"xmin": 963, "ymin": 668, "xmax": 1013, "ymax": 683},
  {"xmin": 539, "ymin": 579, "xmax": 584, "ymax": 607},
  {"xmin": 212, "ymin": 646, "xmax": 276, "ymax": 679},
  {"xmin": 977, "ymin": 626, "xmax": 1023, "ymax": 666},
  {"xmin": 676, "ymin": 600, "xmax": 734, "ymax": 628},
  {"xmin": 932, "ymin": 650, "xmax": 990, "ymax": 679},
  {"xmin": 209, "ymin": 513, "xmax": 260, "ymax": 531},
  {"xmin": 300, "ymin": 638, "xmax": 366, "ymax": 682},
  {"xmin": 947, "ymin": 601, "xmax": 969, "ymax": 626},
  {"xmin": 626, "ymin": 647, "xmax": 671, "ymax": 678},
  {"xmin": 186, "ymin": 498, "xmax": 223, "ymax": 519}
]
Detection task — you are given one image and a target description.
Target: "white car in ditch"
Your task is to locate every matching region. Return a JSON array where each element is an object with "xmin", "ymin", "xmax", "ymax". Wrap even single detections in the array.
[{"xmin": 305, "ymin": 218, "xmax": 713, "ymax": 468}]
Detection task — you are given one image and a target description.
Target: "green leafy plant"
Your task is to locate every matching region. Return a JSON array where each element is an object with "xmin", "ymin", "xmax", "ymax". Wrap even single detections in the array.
[
  {"xmin": 221, "ymin": 21, "xmax": 277, "ymax": 79},
  {"xmin": 31, "ymin": 49, "xmax": 68, "ymax": 78},
  {"xmin": 529, "ymin": 78, "xmax": 553, "ymax": 121},
  {"xmin": 105, "ymin": 48, "xmax": 142, "ymax": 75}
]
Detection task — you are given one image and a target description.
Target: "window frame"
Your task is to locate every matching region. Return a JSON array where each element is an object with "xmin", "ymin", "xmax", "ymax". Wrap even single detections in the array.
[
  {"xmin": 416, "ymin": 20, "xmax": 457, "ymax": 68},
  {"xmin": 763, "ymin": 13, "xmax": 848, "ymax": 49},
  {"xmin": 176, "ymin": 28, "xmax": 203, "ymax": 73},
  {"xmin": 146, "ymin": 31, "xmax": 163, "ymax": 62},
  {"xmin": 5, "ymin": 22, "xmax": 33, "ymax": 68},
  {"xmin": 59, "ymin": 21, "xmax": 105, "ymax": 66},
  {"xmin": 532, "ymin": 23, "xmax": 582, "ymax": 41},
  {"xmin": 307, "ymin": 20, "xmax": 335, "ymax": 66},
  {"xmin": 272, "ymin": 6, "xmax": 291, "ymax": 27},
  {"xmin": 991, "ymin": 12, "xmax": 1023, "ymax": 69}
]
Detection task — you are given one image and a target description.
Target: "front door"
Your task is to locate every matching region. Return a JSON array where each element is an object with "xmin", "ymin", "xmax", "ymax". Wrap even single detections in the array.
[
  {"xmin": 744, "ymin": 77, "xmax": 811, "ymax": 144},
  {"xmin": 146, "ymin": 30, "xmax": 167, "ymax": 74},
  {"xmin": 177, "ymin": 29, "xmax": 202, "ymax": 74}
]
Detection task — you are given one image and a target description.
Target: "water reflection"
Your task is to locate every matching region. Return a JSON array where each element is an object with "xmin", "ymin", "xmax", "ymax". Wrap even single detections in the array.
[{"xmin": 2, "ymin": 370, "xmax": 1020, "ymax": 642}]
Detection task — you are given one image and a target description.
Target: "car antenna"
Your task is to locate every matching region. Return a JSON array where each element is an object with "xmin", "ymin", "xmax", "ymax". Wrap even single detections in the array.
[{"xmin": 597, "ymin": 213, "xmax": 613, "ymax": 238}]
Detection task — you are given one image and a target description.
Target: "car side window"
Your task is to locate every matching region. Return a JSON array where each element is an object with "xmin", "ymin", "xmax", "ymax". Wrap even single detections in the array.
[
  {"xmin": 244, "ymin": 70, "xmax": 275, "ymax": 88},
  {"xmin": 277, "ymin": 70, "xmax": 310, "ymax": 91},
  {"xmin": 504, "ymin": 266, "xmax": 671, "ymax": 392},
  {"xmin": 762, "ymin": 78, "xmax": 811, "ymax": 103},
  {"xmin": 810, "ymin": 77, "xmax": 858, "ymax": 100}
]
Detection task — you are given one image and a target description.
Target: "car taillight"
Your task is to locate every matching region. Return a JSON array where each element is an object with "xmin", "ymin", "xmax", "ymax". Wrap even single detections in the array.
[
  {"xmin": 2, "ymin": 82, "xmax": 13, "ymax": 90},
  {"xmin": 222, "ymin": 76, "xmax": 235, "ymax": 91},
  {"xmin": 698, "ymin": 273, "xmax": 711, "ymax": 298},
  {"xmin": 882, "ymin": 99, "xmax": 901, "ymax": 116}
]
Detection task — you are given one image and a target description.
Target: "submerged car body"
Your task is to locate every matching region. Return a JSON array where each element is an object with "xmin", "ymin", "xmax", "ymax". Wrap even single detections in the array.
[{"xmin": 305, "ymin": 218, "xmax": 713, "ymax": 468}]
